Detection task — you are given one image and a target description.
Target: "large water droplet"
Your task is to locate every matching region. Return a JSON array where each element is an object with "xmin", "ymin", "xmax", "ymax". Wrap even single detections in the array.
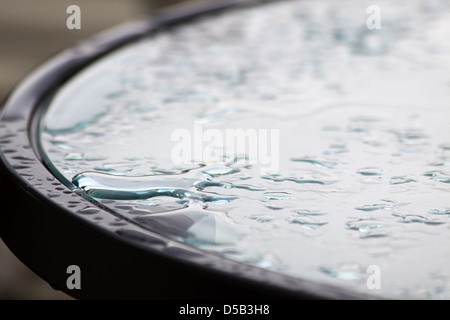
[{"xmin": 72, "ymin": 171, "xmax": 236, "ymax": 203}]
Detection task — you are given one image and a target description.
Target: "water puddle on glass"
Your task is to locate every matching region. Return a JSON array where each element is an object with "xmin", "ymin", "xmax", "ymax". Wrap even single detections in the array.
[{"xmin": 40, "ymin": 0, "xmax": 450, "ymax": 299}]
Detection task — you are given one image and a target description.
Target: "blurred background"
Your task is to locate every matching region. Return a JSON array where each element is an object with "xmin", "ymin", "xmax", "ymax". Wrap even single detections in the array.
[{"xmin": 0, "ymin": 0, "xmax": 185, "ymax": 300}]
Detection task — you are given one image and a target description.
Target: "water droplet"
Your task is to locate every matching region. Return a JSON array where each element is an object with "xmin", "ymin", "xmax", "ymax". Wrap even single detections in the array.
[
  {"xmin": 393, "ymin": 213, "xmax": 446, "ymax": 225},
  {"xmin": 0, "ymin": 133, "xmax": 15, "ymax": 139},
  {"xmin": 428, "ymin": 161, "xmax": 450, "ymax": 167},
  {"xmin": 363, "ymin": 140, "xmax": 382, "ymax": 147},
  {"xmin": 423, "ymin": 171, "xmax": 450, "ymax": 183},
  {"xmin": 78, "ymin": 207, "xmax": 100, "ymax": 215},
  {"xmin": 265, "ymin": 205, "xmax": 284, "ymax": 211},
  {"xmin": 194, "ymin": 180, "xmax": 264, "ymax": 192},
  {"xmin": 250, "ymin": 214, "xmax": 274, "ymax": 222},
  {"xmin": 262, "ymin": 175, "xmax": 337, "ymax": 185},
  {"xmin": 1, "ymin": 145, "xmax": 18, "ymax": 153},
  {"xmin": 11, "ymin": 155, "xmax": 34, "ymax": 161},
  {"xmin": 249, "ymin": 253, "xmax": 282, "ymax": 271},
  {"xmin": 356, "ymin": 168, "xmax": 383, "ymax": 176},
  {"xmin": 49, "ymin": 140, "xmax": 80, "ymax": 151},
  {"xmin": 360, "ymin": 229, "xmax": 390, "ymax": 239},
  {"xmin": 109, "ymin": 222, "xmax": 128, "ymax": 227},
  {"xmin": 355, "ymin": 204, "xmax": 393, "ymax": 212},
  {"xmin": 322, "ymin": 125, "xmax": 340, "ymax": 132},
  {"xmin": 64, "ymin": 153, "xmax": 84, "ymax": 161},
  {"xmin": 64, "ymin": 152, "xmax": 105, "ymax": 162},
  {"xmin": 401, "ymin": 147, "xmax": 421, "ymax": 153},
  {"xmin": 390, "ymin": 176, "xmax": 416, "ymax": 185},
  {"xmin": 262, "ymin": 193, "xmax": 297, "ymax": 200},
  {"xmin": 428, "ymin": 209, "xmax": 450, "ymax": 215},
  {"xmin": 323, "ymin": 145, "xmax": 348, "ymax": 155},
  {"xmin": 346, "ymin": 218, "xmax": 388, "ymax": 232},
  {"xmin": 295, "ymin": 209, "xmax": 328, "ymax": 216},
  {"xmin": 350, "ymin": 116, "xmax": 380, "ymax": 123},
  {"xmin": 287, "ymin": 216, "xmax": 328, "ymax": 230},
  {"xmin": 290, "ymin": 157, "xmax": 336, "ymax": 169},
  {"xmin": 319, "ymin": 263, "xmax": 364, "ymax": 280},
  {"xmin": 47, "ymin": 193, "xmax": 60, "ymax": 198},
  {"xmin": 347, "ymin": 126, "xmax": 369, "ymax": 134},
  {"xmin": 12, "ymin": 165, "xmax": 30, "ymax": 170},
  {"xmin": 203, "ymin": 167, "xmax": 240, "ymax": 177}
]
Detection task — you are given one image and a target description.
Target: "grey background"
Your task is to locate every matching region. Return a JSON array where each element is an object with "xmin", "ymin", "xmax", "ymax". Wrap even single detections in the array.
[{"xmin": 0, "ymin": 0, "xmax": 184, "ymax": 300}]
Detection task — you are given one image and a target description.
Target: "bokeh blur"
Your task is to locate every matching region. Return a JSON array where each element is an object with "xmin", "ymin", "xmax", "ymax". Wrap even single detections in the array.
[{"xmin": 0, "ymin": 0, "xmax": 184, "ymax": 300}]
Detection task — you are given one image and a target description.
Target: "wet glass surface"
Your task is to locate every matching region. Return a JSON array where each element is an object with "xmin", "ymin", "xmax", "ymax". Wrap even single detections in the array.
[{"xmin": 40, "ymin": 0, "xmax": 450, "ymax": 298}]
